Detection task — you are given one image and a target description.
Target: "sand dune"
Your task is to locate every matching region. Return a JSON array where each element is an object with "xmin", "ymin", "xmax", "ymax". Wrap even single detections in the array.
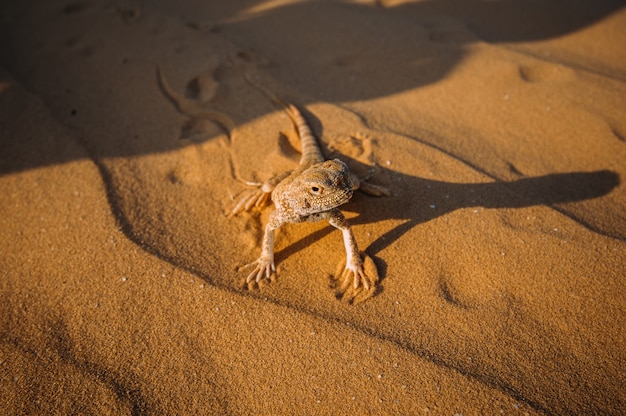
[{"xmin": 1, "ymin": 0, "xmax": 625, "ymax": 414}]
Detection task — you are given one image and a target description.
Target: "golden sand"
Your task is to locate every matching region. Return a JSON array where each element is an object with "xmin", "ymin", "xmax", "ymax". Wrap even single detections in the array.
[{"xmin": 1, "ymin": 1, "xmax": 624, "ymax": 414}]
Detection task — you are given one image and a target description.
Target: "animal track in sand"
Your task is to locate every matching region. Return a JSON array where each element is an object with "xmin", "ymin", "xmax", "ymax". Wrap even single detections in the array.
[
  {"xmin": 517, "ymin": 62, "xmax": 576, "ymax": 83},
  {"xmin": 326, "ymin": 132, "xmax": 384, "ymax": 181},
  {"xmin": 157, "ymin": 66, "xmax": 234, "ymax": 142},
  {"xmin": 438, "ymin": 277, "xmax": 472, "ymax": 310},
  {"xmin": 436, "ymin": 259, "xmax": 504, "ymax": 311},
  {"xmin": 180, "ymin": 118, "xmax": 224, "ymax": 142},
  {"xmin": 185, "ymin": 72, "xmax": 219, "ymax": 103},
  {"xmin": 327, "ymin": 132, "xmax": 375, "ymax": 165},
  {"xmin": 609, "ymin": 123, "xmax": 626, "ymax": 142},
  {"xmin": 165, "ymin": 145, "xmax": 207, "ymax": 186}
]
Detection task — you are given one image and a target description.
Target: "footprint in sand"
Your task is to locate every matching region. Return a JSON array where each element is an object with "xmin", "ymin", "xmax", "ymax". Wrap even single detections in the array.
[
  {"xmin": 157, "ymin": 66, "xmax": 235, "ymax": 142},
  {"xmin": 517, "ymin": 62, "xmax": 577, "ymax": 83},
  {"xmin": 608, "ymin": 122, "xmax": 626, "ymax": 143},
  {"xmin": 325, "ymin": 132, "xmax": 383, "ymax": 180},
  {"xmin": 327, "ymin": 132, "xmax": 375, "ymax": 164},
  {"xmin": 186, "ymin": 72, "xmax": 219, "ymax": 103}
]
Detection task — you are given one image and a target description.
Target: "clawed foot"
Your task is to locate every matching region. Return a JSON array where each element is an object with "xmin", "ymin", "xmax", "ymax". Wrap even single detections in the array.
[
  {"xmin": 231, "ymin": 187, "xmax": 271, "ymax": 216},
  {"xmin": 240, "ymin": 256, "xmax": 276, "ymax": 289},
  {"xmin": 333, "ymin": 252, "xmax": 379, "ymax": 304}
]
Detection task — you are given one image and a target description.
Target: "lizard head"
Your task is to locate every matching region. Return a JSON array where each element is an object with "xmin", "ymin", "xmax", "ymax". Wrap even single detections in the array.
[{"xmin": 282, "ymin": 158, "xmax": 354, "ymax": 216}]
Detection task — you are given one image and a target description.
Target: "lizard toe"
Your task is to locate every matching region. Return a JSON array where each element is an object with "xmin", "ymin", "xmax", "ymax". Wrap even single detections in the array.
[{"xmin": 334, "ymin": 252, "xmax": 379, "ymax": 304}]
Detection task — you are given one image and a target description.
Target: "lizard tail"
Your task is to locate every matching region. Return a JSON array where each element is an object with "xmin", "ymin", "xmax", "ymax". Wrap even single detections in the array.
[
  {"xmin": 243, "ymin": 71, "xmax": 324, "ymax": 164},
  {"xmin": 284, "ymin": 104, "xmax": 324, "ymax": 165}
]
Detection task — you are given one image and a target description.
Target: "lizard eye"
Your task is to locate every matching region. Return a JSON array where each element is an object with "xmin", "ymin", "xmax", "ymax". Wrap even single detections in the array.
[{"xmin": 310, "ymin": 186, "xmax": 322, "ymax": 195}]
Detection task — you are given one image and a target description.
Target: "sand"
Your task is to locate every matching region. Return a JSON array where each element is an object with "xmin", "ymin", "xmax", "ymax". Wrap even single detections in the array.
[{"xmin": 1, "ymin": 0, "xmax": 625, "ymax": 414}]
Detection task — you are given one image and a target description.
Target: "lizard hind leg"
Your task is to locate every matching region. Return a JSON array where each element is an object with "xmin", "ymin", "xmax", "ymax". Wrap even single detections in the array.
[
  {"xmin": 350, "ymin": 173, "xmax": 391, "ymax": 197},
  {"xmin": 230, "ymin": 171, "xmax": 291, "ymax": 216},
  {"xmin": 230, "ymin": 187, "xmax": 271, "ymax": 216},
  {"xmin": 334, "ymin": 252, "xmax": 379, "ymax": 304}
]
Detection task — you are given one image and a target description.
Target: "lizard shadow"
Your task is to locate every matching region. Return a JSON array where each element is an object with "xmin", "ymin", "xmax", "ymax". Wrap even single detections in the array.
[
  {"xmin": 277, "ymin": 165, "xmax": 620, "ymax": 282},
  {"xmin": 273, "ymin": 107, "xmax": 622, "ymax": 284}
]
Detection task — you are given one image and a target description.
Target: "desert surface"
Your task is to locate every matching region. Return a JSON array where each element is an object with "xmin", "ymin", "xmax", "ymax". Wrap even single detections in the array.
[{"xmin": 1, "ymin": 0, "xmax": 625, "ymax": 414}]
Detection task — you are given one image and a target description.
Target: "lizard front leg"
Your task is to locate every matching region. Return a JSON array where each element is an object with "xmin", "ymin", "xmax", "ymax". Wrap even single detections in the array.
[
  {"xmin": 242, "ymin": 212, "xmax": 284, "ymax": 288},
  {"xmin": 328, "ymin": 210, "xmax": 378, "ymax": 303}
]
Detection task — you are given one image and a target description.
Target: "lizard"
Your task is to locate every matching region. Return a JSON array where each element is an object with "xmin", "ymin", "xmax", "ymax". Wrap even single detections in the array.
[
  {"xmin": 232, "ymin": 101, "xmax": 388, "ymax": 303},
  {"xmin": 156, "ymin": 65, "xmax": 387, "ymax": 302}
]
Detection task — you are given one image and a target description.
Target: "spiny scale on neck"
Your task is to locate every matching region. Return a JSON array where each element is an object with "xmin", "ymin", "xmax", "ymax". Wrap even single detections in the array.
[{"xmin": 284, "ymin": 104, "xmax": 325, "ymax": 167}]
